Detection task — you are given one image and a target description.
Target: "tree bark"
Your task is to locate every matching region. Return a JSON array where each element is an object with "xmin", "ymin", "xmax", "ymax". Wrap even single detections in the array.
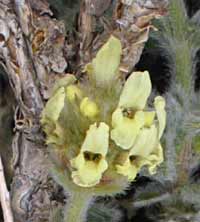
[
  {"xmin": 0, "ymin": 1, "xmax": 63, "ymax": 221},
  {"xmin": 0, "ymin": 156, "xmax": 14, "ymax": 222}
]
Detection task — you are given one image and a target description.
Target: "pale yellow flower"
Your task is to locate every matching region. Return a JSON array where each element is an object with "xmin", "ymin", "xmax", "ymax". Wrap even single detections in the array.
[
  {"xmin": 71, "ymin": 122, "xmax": 109, "ymax": 187},
  {"xmin": 115, "ymin": 94, "xmax": 166, "ymax": 180},
  {"xmin": 111, "ymin": 71, "xmax": 152, "ymax": 149},
  {"xmin": 116, "ymin": 117, "xmax": 165, "ymax": 180},
  {"xmin": 111, "ymin": 108, "xmax": 145, "ymax": 149}
]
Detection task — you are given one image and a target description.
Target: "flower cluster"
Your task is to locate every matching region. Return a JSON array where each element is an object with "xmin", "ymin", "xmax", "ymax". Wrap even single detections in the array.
[{"xmin": 41, "ymin": 36, "xmax": 166, "ymax": 188}]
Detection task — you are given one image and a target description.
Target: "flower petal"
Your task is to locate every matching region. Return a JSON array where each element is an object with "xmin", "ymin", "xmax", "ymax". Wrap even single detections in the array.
[
  {"xmin": 111, "ymin": 109, "xmax": 144, "ymax": 149},
  {"xmin": 80, "ymin": 97, "xmax": 99, "ymax": 118},
  {"xmin": 144, "ymin": 111, "xmax": 156, "ymax": 127},
  {"xmin": 71, "ymin": 157, "xmax": 108, "ymax": 187},
  {"xmin": 146, "ymin": 143, "xmax": 164, "ymax": 174},
  {"xmin": 81, "ymin": 122, "xmax": 109, "ymax": 155},
  {"xmin": 119, "ymin": 71, "xmax": 152, "ymax": 110},
  {"xmin": 154, "ymin": 96, "xmax": 166, "ymax": 139},
  {"xmin": 130, "ymin": 124, "xmax": 158, "ymax": 157},
  {"xmin": 116, "ymin": 158, "xmax": 138, "ymax": 181},
  {"xmin": 87, "ymin": 36, "xmax": 122, "ymax": 86},
  {"xmin": 41, "ymin": 87, "xmax": 65, "ymax": 123}
]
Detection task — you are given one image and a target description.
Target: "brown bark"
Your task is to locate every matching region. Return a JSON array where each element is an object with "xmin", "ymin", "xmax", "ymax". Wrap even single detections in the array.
[
  {"xmin": 0, "ymin": 1, "xmax": 64, "ymax": 221},
  {"xmin": 0, "ymin": 156, "xmax": 14, "ymax": 222},
  {"xmin": 0, "ymin": 0, "xmax": 167, "ymax": 221}
]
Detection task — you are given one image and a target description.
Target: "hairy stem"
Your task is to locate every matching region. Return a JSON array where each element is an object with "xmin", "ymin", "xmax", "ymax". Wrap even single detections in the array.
[
  {"xmin": 65, "ymin": 192, "xmax": 93, "ymax": 222},
  {"xmin": 132, "ymin": 193, "xmax": 171, "ymax": 209}
]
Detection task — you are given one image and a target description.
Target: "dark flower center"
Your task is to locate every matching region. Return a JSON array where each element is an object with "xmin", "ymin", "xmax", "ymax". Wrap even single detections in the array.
[
  {"xmin": 84, "ymin": 151, "xmax": 102, "ymax": 163},
  {"xmin": 122, "ymin": 108, "xmax": 135, "ymax": 119},
  {"xmin": 129, "ymin": 155, "xmax": 138, "ymax": 162},
  {"xmin": 129, "ymin": 155, "xmax": 141, "ymax": 168}
]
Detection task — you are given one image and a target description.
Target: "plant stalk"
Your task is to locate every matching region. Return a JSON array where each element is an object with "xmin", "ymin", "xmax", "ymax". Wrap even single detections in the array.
[{"xmin": 65, "ymin": 192, "xmax": 93, "ymax": 222}]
